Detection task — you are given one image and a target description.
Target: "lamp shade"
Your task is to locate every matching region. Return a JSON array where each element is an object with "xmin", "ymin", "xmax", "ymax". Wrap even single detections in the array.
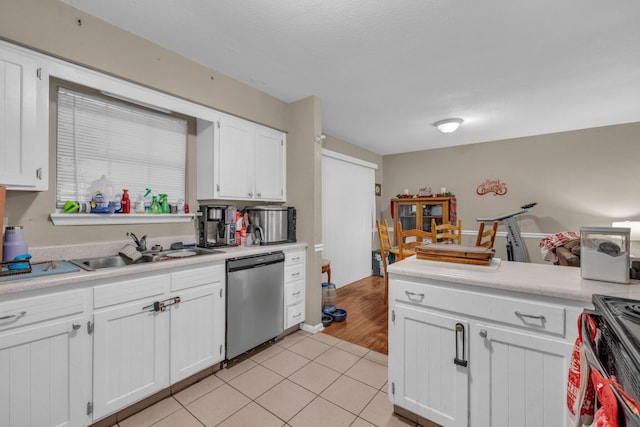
[{"xmin": 434, "ymin": 118, "xmax": 463, "ymax": 133}]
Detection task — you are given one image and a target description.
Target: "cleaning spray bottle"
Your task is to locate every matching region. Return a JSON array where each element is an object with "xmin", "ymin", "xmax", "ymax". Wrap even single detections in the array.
[
  {"xmin": 149, "ymin": 194, "xmax": 162, "ymax": 214},
  {"xmin": 159, "ymin": 194, "xmax": 170, "ymax": 214}
]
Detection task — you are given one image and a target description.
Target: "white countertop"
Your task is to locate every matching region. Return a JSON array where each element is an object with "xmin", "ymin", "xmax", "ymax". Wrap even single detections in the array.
[
  {"xmin": 387, "ymin": 256, "xmax": 640, "ymax": 303},
  {"xmin": 0, "ymin": 242, "xmax": 307, "ymax": 296}
]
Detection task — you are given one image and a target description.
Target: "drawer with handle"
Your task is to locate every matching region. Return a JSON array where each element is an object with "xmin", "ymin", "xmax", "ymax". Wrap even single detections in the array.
[
  {"xmin": 285, "ymin": 263, "xmax": 305, "ymax": 284},
  {"xmin": 285, "ymin": 280, "xmax": 305, "ymax": 306},
  {"xmin": 0, "ymin": 289, "xmax": 86, "ymax": 332},
  {"xmin": 393, "ymin": 278, "xmax": 566, "ymax": 336}
]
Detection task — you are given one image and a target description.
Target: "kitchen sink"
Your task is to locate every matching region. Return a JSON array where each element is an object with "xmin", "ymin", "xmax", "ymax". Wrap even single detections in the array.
[{"xmin": 70, "ymin": 247, "xmax": 224, "ymax": 271}]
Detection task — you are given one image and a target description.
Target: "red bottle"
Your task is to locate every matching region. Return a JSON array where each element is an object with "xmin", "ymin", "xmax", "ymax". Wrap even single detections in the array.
[{"xmin": 121, "ymin": 189, "xmax": 130, "ymax": 214}]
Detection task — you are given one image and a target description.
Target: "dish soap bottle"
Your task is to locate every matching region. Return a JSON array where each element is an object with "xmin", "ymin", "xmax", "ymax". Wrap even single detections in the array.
[
  {"xmin": 149, "ymin": 195, "xmax": 162, "ymax": 214},
  {"xmin": 121, "ymin": 189, "xmax": 130, "ymax": 214}
]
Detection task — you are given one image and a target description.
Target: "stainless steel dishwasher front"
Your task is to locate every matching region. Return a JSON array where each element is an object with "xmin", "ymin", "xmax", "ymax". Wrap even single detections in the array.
[{"xmin": 226, "ymin": 251, "xmax": 285, "ymax": 359}]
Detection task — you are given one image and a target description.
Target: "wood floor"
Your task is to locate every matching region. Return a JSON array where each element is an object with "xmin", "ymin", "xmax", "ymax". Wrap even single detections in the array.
[{"xmin": 321, "ymin": 275, "xmax": 388, "ymax": 355}]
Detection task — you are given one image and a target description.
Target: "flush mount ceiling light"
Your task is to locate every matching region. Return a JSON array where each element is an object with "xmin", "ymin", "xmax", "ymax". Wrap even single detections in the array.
[{"xmin": 434, "ymin": 118, "xmax": 463, "ymax": 134}]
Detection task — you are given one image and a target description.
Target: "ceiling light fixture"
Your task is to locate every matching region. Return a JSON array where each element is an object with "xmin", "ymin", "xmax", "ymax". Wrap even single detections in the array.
[{"xmin": 434, "ymin": 118, "xmax": 463, "ymax": 134}]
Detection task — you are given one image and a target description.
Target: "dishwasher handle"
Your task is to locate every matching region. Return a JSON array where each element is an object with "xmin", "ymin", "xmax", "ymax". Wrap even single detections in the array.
[{"xmin": 227, "ymin": 251, "xmax": 285, "ymax": 272}]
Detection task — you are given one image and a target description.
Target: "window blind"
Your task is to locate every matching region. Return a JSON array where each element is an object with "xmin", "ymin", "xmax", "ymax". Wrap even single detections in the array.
[{"xmin": 56, "ymin": 87, "xmax": 187, "ymax": 207}]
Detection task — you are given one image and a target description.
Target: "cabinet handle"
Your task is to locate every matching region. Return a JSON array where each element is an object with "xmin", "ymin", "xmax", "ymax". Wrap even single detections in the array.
[
  {"xmin": 144, "ymin": 296, "xmax": 182, "ymax": 312},
  {"xmin": 72, "ymin": 323, "xmax": 81, "ymax": 331},
  {"xmin": 248, "ymin": 192, "xmax": 253, "ymax": 197},
  {"xmin": 453, "ymin": 323, "xmax": 468, "ymax": 367},
  {"xmin": 291, "ymin": 256, "xmax": 300, "ymax": 262},
  {"xmin": 0, "ymin": 311, "xmax": 27, "ymax": 321},
  {"xmin": 479, "ymin": 329, "xmax": 487, "ymax": 338},
  {"xmin": 293, "ymin": 313, "xmax": 302, "ymax": 318},
  {"xmin": 515, "ymin": 311, "xmax": 546, "ymax": 323},
  {"xmin": 143, "ymin": 301, "xmax": 165, "ymax": 312},
  {"xmin": 404, "ymin": 291, "xmax": 425, "ymax": 302},
  {"xmin": 256, "ymin": 192, "xmax": 262, "ymax": 198},
  {"xmin": 292, "ymin": 291, "xmax": 301, "ymax": 297},
  {"xmin": 291, "ymin": 272, "xmax": 301, "ymax": 278}
]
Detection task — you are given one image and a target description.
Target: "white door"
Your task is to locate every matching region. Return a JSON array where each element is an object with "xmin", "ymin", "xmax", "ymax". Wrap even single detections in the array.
[
  {"xmin": 170, "ymin": 282, "xmax": 225, "ymax": 383},
  {"xmin": 93, "ymin": 301, "xmax": 169, "ymax": 420},
  {"xmin": 0, "ymin": 317, "xmax": 92, "ymax": 427},
  {"xmin": 473, "ymin": 323, "xmax": 573, "ymax": 427},
  {"xmin": 389, "ymin": 304, "xmax": 469, "ymax": 427},
  {"xmin": 322, "ymin": 150, "xmax": 376, "ymax": 287}
]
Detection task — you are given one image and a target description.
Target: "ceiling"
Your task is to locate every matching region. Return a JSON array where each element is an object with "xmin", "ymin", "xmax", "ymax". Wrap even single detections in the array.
[{"xmin": 63, "ymin": 0, "xmax": 640, "ymax": 155}]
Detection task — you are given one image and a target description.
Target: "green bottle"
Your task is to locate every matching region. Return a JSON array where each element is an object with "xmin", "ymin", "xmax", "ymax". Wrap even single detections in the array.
[
  {"xmin": 159, "ymin": 194, "xmax": 170, "ymax": 214},
  {"xmin": 149, "ymin": 195, "xmax": 161, "ymax": 214}
]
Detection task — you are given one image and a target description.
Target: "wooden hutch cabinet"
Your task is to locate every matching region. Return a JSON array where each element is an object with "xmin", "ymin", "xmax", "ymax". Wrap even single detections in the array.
[{"xmin": 391, "ymin": 197, "xmax": 456, "ymax": 244}]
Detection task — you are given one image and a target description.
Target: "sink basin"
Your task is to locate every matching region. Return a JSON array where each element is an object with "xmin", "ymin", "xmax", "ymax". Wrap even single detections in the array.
[
  {"xmin": 70, "ymin": 255, "xmax": 152, "ymax": 271},
  {"xmin": 70, "ymin": 247, "xmax": 224, "ymax": 271}
]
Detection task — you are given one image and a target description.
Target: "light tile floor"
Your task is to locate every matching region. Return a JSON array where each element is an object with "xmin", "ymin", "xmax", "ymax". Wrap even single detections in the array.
[{"xmin": 115, "ymin": 330, "xmax": 418, "ymax": 427}]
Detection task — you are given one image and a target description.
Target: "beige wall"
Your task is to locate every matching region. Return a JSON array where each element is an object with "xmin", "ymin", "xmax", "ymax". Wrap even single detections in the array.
[
  {"xmin": 0, "ymin": 0, "xmax": 294, "ymax": 247},
  {"xmin": 286, "ymin": 96, "xmax": 323, "ymax": 326},
  {"xmin": 383, "ymin": 122, "xmax": 640, "ymax": 263}
]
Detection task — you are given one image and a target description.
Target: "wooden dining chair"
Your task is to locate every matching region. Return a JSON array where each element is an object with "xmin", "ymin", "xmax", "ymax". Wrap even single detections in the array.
[
  {"xmin": 376, "ymin": 219, "xmax": 393, "ymax": 303},
  {"xmin": 397, "ymin": 221, "xmax": 431, "ymax": 260},
  {"xmin": 431, "ymin": 219, "xmax": 463, "ymax": 244},
  {"xmin": 475, "ymin": 221, "xmax": 499, "ymax": 248}
]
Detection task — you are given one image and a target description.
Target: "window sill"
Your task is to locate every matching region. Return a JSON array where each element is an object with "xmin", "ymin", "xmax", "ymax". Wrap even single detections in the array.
[{"xmin": 50, "ymin": 213, "xmax": 195, "ymax": 226}]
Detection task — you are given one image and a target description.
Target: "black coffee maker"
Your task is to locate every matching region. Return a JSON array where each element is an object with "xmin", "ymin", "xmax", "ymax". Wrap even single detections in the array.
[{"xmin": 197, "ymin": 205, "xmax": 236, "ymax": 247}]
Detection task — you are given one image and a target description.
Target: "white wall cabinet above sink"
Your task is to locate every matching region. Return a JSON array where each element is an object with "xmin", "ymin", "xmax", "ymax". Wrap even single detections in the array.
[
  {"xmin": 0, "ymin": 41, "xmax": 49, "ymax": 191},
  {"xmin": 197, "ymin": 116, "xmax": 286, "ymax": 202}
]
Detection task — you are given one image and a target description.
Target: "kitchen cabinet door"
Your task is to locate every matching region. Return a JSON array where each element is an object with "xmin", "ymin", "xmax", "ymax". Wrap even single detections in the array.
[
  {"xmin": 254, "ymin": 126, "xmax": 286, "ymax": 201},
  {"xmin": 0, "ymin": 316, "xmax": 92, "ymax": 427},
  {"xmin": 216, "ymin": 116, "xmax": 254, "ymax": 199},
  {"xmin": 196, "ymin": 116, "xmax": 286, "ymax": 201},
  {"xmin": 389, "ymin": 303, "xmax": 469, "ymax": 427},
  {"xmin": 170, "ymin": 281, "xmax": 225, "ymax": 383},
  {"xmin": 0, "ymin": 42, "xmax": 48, "ymax": 191},
  {"xmin": 473, "ymin": 323, "xmax": 573, "ymax": 427},
  {"xmin": 93, "ymin": 300, "xmax": 170, "ymax": 420}
]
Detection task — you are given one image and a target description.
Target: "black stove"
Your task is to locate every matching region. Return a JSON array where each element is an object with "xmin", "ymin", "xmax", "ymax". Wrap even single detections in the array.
[{"xmin": 590, "ymin": 294, "xmax": 640, "ymax": 425}]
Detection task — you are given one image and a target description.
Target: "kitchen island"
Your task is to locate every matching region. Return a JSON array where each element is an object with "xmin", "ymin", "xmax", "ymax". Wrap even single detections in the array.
[{"xmin": 386, "ymin": 256, "xmax": 640, "ymax": 427}]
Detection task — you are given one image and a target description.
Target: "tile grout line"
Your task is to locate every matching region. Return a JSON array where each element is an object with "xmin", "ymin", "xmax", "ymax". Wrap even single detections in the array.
[{"xmin": 122, "ymin": 331, "xmax": 389, "ymax": 427}]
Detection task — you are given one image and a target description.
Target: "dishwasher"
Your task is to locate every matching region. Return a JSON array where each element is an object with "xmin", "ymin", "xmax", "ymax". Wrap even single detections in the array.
[{"xmin": 226, "ymin": 251, "xmax": 285, "ymax": 359}]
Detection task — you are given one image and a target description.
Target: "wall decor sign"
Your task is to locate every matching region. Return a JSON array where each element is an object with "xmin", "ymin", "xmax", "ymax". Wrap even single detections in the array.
[
  {"xmin": 476, "ymin": 179, "xmax": 508, "ymax": 196},
  {"xmin": 375, "ymin": 183, "xmax": 382, "ymax": 196}
]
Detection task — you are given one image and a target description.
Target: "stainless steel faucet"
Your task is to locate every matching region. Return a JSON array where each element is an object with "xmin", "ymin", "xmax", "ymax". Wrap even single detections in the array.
[{"xmin": 127, "ymin": 232, "xmax": 147, "ymax": 251}]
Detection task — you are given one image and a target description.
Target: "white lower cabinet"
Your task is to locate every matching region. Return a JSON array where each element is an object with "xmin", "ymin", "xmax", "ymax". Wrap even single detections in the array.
[
  {"xmin": 170, "ymin": 264, "xmax": 225, "ymax": 383},
  {"xmin": 92, "ymin": 262, "xmax": 226, "ymax": 421},
  {"xmin": 284, "ymin": 249, "xmax": 306, "ymax": 329},
  {"xmin": 0, "ymin": 289, "xmax": 92, "ymax": 427},
  {"xmin": 92, "ymin": 275, "xmax": 170, "ymax": 420},
  {"xmin": 472, "ymin": 323, "xmax": 573, "ymax": 427},
  {"xmin": 390, "ymin": 304, "xmax": 469, "ymax": 427},
  {"xmin": 389, "ymin": 276, "xmax": 580, "ymax": 427}
]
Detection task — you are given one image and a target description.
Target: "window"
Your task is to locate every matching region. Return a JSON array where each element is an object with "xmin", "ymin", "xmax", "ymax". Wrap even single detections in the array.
[{"xmin": 56, "ymin": 86, "xmax": 187, "ymax": 208}]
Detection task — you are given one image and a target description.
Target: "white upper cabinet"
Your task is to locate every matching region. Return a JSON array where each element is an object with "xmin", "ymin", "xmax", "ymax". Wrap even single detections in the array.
[
  {"xmin": 254, "ymin": 125, "xmax": 286, "ymax": 201},
  {"xmin": 0, "ymin": 41, "xmax": 48, "ymax": 191},
  {"xmin": 197, "ymin": 116, "xmax": 286, "ymax": 201}
]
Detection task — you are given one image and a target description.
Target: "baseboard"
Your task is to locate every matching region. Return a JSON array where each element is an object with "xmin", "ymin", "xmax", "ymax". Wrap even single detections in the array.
[{"xmin": 301, "ymin": 322, "xmax": 324, "ymax": 334}]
